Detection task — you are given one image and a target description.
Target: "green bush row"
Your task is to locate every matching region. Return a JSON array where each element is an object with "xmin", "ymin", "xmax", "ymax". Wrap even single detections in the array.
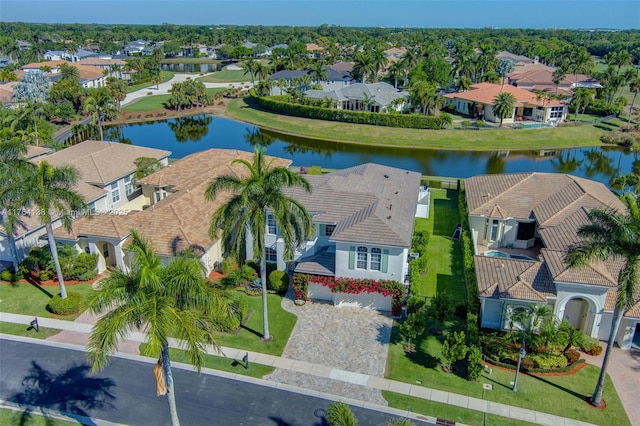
[
  {"xmin": 486, "ymin": 357, "xmax": 585, "ymax": 374},
  {"xmin": 458, "ymin": 187, "xmax": 480, "ymax": 314},
  {"xmin": 46, "ymin": 291, "xmax": 84, "ymax": 315},
  {"xmin": 252, "ymin": 93, "xmax": 452, "ymax": 129}
]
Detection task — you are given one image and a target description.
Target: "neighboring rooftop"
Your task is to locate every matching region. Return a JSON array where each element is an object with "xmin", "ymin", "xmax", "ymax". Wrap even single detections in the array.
[
  {"xmin": 444, "ymin": 82, "xmax": 565, "ymax": 107},
  {"xmin": 305, "ymin": 82, "xmax": 408, "ymax": 107}
]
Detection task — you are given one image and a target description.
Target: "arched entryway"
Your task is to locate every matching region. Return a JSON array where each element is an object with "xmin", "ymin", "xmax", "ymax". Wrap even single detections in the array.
[
  {"xmin": 563, "ymin": 297, "xmax": 592, "ymax": 333},
  {"xmin": 95, "ymin": 240, "xmax": 116, "ymax": 271}
]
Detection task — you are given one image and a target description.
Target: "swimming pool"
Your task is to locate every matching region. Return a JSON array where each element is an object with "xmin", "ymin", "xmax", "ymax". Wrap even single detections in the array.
[
  {"xmin": 485, "ymin": 250, "xmax": 534, "ymax": 261},
  {"xmin": 522, "ymin": 123, "xmax": 547, "ymax": 129}
]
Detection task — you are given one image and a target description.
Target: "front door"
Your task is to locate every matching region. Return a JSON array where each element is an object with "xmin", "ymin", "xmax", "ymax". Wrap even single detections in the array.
[{"xmin": 564, "ymin": 298, "xmax": 589, "ymax": 332}]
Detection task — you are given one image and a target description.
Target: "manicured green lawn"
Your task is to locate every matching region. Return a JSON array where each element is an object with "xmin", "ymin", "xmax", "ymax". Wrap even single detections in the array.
[
  {"xmin": 127, "ymin": 71, "xmax": 176, "ymax": 93},
  {"xmin": 0, "ymin": 321, "xmax": 60, "ymax": 339},
  {"xmin": 411, "ymin": 188, "xmax": 465, "ymax": 302},
  {"xmin": 0, "ymin": 409, "xmax": 77, "ymax": 425},
  {"xmin": 225, "ymin": 98, "xmax": 610, "ymax": 151},
  {"xmin": 386, "ymin": 316, "xmax": 630, "ymax": 425},
  {"xmin": 196, "ymin": 67, "xmax": 251, "ymax": 83},
  {"xmin": 122, "ymin": 88, "xmax": 226, "ymax": 112},
  {"xmin": 139, "ymin": 344, "xmax": 274, "ymax": 379},
  {"xmin": 0, "ymin": 282, "xmax": 96, "ymax": 320},
  {"xmin": 214, "ymin": 293, "xmax": 297, "ymax": 356},
  {"xmin": 384, "ymin": 392, "xmax": 538, "ymax": 426}
]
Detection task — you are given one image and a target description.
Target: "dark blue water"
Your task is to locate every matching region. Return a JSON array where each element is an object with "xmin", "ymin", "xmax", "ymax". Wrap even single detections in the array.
[{"xmin": 106, "ymin": 115, "xmax": 638, "ymax": 187}]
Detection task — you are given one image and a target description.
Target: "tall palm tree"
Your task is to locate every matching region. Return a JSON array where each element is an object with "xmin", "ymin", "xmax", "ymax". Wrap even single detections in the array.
[
  {"xmin": 565, "ymin": 193, "xmax": 640, "ymax": 407},
  {"xmin": 493, "ymin": 92, "xmax": 517, "ymax": 127},
  {"xmin": 87, "ymin": 230, "xmax": 230, "ymax": 426},
  {"xmin": 309, "ymin": 62, "xmax": 328, "ymax": 84},
  {"xmin": 352, "ymin": 51, "xmax": 374, "ymax": 84},
  {"xmin": 568, "ymin": 47, "xmax": 594, "ymax": 89},
  {"xmin": 30, "ymin": 161, "xmax": 85, "ymax": 298},
  {"xmin": 205, "ymin": 148, "xmax": 313, "ymax": 341},
  {"xmin": 84, "ymin": 89, "xmax": 117, "ymax": 141},
  {"xmin": 627, "ymin": 73, "xmax": 640, "ymax": 129},
  {"xmin": 497, "ymin": 59, "xmax": 514, "ymax": 86},
  {"xmin": 552, "ymin": 67, "xmax": 566, "ymax": 95}
]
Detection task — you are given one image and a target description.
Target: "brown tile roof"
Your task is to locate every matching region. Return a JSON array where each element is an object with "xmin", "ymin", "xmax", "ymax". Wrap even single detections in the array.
[
  {"xmin": 54, "ymin": 211, "xmax": 141, "ymax": 240},
  {"xmin": 286, "ymin": 164, "xmax": 421, "ymax": 247},
  {"xmin": 541, "ymin": 249, "xmax": 619, "ymax": 287},
  {"xmin": 330, "ymin": 61, "xmax": 354, "ymax": 72},
  {"xmin": 26, "ymin": 145, "xmax": 54, "ymax": 159},
  {"xmin": 474, "ymin": 256, "xmax": 555, "ymax": 301},
  {"xmin": 77, "ymin": 58, "xmax": 126, "ymax": 67},
  {"xmin": 22, "ymin": 60, "xmax": 68, "ymax": 69},
  {"xmin": 508, "ymin": 69, "xmax": 574, "ymax": 87},
  {"xmin": 294, "ymin": 246, "xmax": 335, "ymax": 276},
  {"xmin": 56, "ymin": 149, "xmax": 291, "ymax": 257},
  {"xmin": 0, "ymin": 81, "xmax": 18, "ymax": 105},
  {"xmin": 22, "ymin": 60, "xmax": 105, "ymax": 81},
  {"xmin": 306, "ymin": 43, "xmax": 323, "ymax": 52},
  {"xmin": 444, "ymin": 83, "xmax": 565, "ymax": 107}
]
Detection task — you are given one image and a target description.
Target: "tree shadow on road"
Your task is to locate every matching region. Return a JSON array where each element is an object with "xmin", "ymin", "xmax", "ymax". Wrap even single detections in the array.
[{"xmin": 9, "ymin": 361, "xmax": 116, "ymax": 426}]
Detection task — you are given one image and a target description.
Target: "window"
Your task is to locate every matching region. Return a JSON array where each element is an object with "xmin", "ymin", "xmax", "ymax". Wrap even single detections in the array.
[
  {"xmin": 549, "ymin": 106, "xmax": 564, "ymax": 119},
  {"xmin": 324, "ymin": 224, "xmax": 335, "ymax": 237},
  {"xmin": 490, "ymin": 220, "xmax": 500, "ymax": 241},
  {"xmin": 516, "ymin": 222, "xmax": 536, "ymax": 240},
  {"xmin": 266, "ymin": 247, "xmax": 277, "ymax": 263},
  {"xmin": 370, "ymin": 248, "xmax": 382, "ymax": 271},
  {"xmin": 124, "ymin": 175, "xmax": 134, "ymax": 196},
  {"xmin": 102, "ymin": 243, "xmax": 109, "ymax": 258},
  {"xmin": 356, "ymin": 246, "xmax": 367, "ymax": 269},
  {"xmin": 110, "ymin": 182, "xmax": 120, "ymax": 204},
  {"xmin": 267, "ymin": 214, "xmax": 277, "ymax": 235}
]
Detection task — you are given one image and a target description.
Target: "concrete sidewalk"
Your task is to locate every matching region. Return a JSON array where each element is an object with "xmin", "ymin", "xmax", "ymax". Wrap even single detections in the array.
[{"xmin": 0, "ymin": 312, "xmax": 596, "ymax": 426}]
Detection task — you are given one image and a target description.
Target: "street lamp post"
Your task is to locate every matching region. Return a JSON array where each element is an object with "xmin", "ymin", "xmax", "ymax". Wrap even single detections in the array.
[{"xmin": 512, "ymin": 334, "xmax": 526, "ymax": 392}]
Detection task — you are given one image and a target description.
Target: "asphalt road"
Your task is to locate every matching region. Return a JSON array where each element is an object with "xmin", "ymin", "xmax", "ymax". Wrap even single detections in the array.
[{"xmin": 0, "ymin": 339, "xmax": 433, "ymax": 426}]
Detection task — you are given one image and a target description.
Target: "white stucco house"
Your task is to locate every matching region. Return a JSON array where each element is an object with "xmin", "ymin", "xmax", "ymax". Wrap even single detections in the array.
[
  {"xmin": 304, "ymin": 82, "xmax": 409, "ymax": 112},
  {"xmin": 0, "ymin": 142, "xmax": 169, "ymax": 269},
  {"xmin": 465, "ymin": 173, "xmax": 640, "ymax": 349}
]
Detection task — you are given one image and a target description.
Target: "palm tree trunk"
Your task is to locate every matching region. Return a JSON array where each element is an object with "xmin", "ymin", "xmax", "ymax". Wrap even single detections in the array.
[
  {"xmin": 260, "ymin": 252, "xmax": 271, "ymax": 341},
  {"xmin": 628, "ymin": 93, "xmax": 637, "ymax": 129},
  {"xmin": 46, "ymin": 222, "xmax": 67, "ymax": 299},
  {"xmin": 161, "ymin": 344, "xmax": 181, "ymax": 426},
  {"xmin": 591, "ymin": 306, "xmax": 622, "ymax": 407},
  {"xmin": 7, "ymin": 230, "xmax": 20, "ymax": 273},
  {"xmin": 98, "ymin": 116, "xmax": 104, "ymax": 141}
]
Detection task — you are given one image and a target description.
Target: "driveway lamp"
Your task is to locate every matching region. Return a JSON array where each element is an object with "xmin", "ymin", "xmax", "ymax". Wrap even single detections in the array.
[{"xmin": 512, "ymin": 334, "xmax": 526, "ymax": 392}]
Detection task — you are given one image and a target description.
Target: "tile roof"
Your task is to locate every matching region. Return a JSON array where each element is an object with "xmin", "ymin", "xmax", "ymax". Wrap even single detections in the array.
[
  {"xmin": 0, "ymin": 81, "xmax": 19, "ymax": 105},
  {"xmin": 305, "ymin": 82, "xmax": 408, "ymax": 107},
  {"xmin": 444, "ymin": 83, "xmax": 565, "ymax": 107},
  {"xmin": 474, "ymin": 256, "xmax": 555, "ymax": 301},
  {"xmin": 294, "ymin": 246, "xmax": 335, "ymax": 276},
  {"xmin": 541, "ymin": 249, "xmax": 618, "ymax": 287},
  {"xmin": 77, "ymin": 58, "xmax": 126, "ymax": 67},
  {"xmin": 25, "ymin": 145, "xmax": 53, "ymax": 159},
  {"xmin": 285, "ymin": 164, "xmax": 421, "ymax": 247},
  {"xmin": 496, "ymin": 51, "xmax": 535, "ymax": 64}
]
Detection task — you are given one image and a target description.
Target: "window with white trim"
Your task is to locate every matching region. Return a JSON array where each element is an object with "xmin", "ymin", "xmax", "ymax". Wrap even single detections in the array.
[
  {"xmin": 549, "ymin": 106, "xmax": 564, "ymax": 119},
  {"xmin": 370, "ymin": 248, "xmax": 382, "ymax": 271},
  {"xmin": 356, "ymin": 246, "xmax": 368, "ymax": 269},
  {"xmin": 124, "ymin": 175, "xmax": 134, "ymax": 196},
  {"xmin": 110, "ymin": 182, "xmax": 120, "ymax": 204},
  {"xmin": 266, "ymin": 247, "xmax": 277, "ymax": 262},
  {"xmin": 267, "ymin": 214, "xmax": 277, "ymax": 235}
]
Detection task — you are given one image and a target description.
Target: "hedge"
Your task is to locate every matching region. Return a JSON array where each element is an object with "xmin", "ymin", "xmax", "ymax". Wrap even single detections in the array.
[
  {"xmin": 268, "ymin": 270, "xmax": 289, "ymax": 294},
  {"xmin": 46, "ymin": 291, "xmax": 84, "ymax": 315},
  {"xmin": 251, "ymin": 92, "xmax": 451, "ymax": 130},
  {"xmin": 458, "ymin": 185, "xmax": 480, "ymax": 315},
  {"xmin": 485, "ymin": 357, "xmax": 585, "ymax": 374}
]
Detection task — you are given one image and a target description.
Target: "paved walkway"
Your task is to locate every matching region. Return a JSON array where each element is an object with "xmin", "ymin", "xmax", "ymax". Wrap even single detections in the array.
[
  {"xmin": 0, "ymin": 311, "xmax": 596, "ymax": 426},
  {"xmin": 120, "ymin": 73, "xmax": 252, "ymax": 107}
]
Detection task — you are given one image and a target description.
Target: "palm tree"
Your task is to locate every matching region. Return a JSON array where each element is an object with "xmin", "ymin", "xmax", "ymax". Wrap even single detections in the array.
[
  {"xmin": 497, "ymin": 59, "xmax": 514, "ymax": 86},
  {"xmin": 568, "ymin": 47, "xmax": 594, "ymax": 89},
  {"xmin": 492, "ymin": 92, "xmax": 517, "ymax": 127},
  {"xmin": 352, "ymin": 51, "xmax": 374, "ymax": 84},
  {"xmin": 243, "ymin": 57, "xmax": 258, "ymax": 84},
  {"xmin": 255, "ymin": 78, "xmax": 275, "ymax": 96},
  {"xmin": 410, "ymin": 80, "xmax": 436, "ymax": 115},
  {"xmin": 205, "ymin": 148, "xmax": 313, "ymax": 341},
  {"xmin": 572, "ymin": 88, "xmax": 593, "ymax": 122},
  {"xmin": 84, "ymin": 89, "xmax": 117, "ymax": 141},
  {"xmin": 371, "ymin": 48, "xmax": 387, "ymax": 82},
  {"xmin": 87, "ymin": 230, "xmax": 230, "ymax": 426},
  {"xmin": 30, "ymin": 161, "xmax": 85, "ymax": 298},
  {"xmin": 564, "ymin": 193, "xmax": 640, "ymax": 407},
  {"xmin": 455, "ymin": 76, "xmax": 472, "ymax": 92},
  {"xmin": 277, "ymin": 78, "xmax": 287, "ymax": 95},
  {"xmin": 552, "ymin": 68, "xmax": 566, "ymax": 95},
  {"xmin": 309, "ymin": 62, "xmax": 328, "ymax": 84},
  {"xmin": 627, "ymin": 73, "xmax": 640, "ymax": 129}
]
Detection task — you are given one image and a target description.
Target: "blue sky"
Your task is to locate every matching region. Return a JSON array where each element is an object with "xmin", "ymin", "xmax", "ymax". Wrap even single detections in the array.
[{"xmin": 1, "ymin": 1, "xmax": 639, "ymax": 29}]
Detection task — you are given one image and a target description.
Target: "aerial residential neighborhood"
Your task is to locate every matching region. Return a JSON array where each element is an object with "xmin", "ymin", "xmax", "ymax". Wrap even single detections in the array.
[{"xmin": 0, "ymin": 2, "xmax": 639, "ymax": 425}]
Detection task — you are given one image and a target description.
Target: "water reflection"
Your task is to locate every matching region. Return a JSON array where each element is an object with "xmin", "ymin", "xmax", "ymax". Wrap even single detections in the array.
[
  {"xmin": 106, "ymin": 116, "xmax": 637, "ymax": 188},
  {"xmin": 168, "ymin": 115, "xmax": 213, "ymax": 143}
]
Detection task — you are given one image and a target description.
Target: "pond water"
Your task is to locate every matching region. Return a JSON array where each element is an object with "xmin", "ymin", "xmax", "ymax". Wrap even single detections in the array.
[
  {"xmin": 105, "ymin": 115, "xmax": 638, "ymax": 188},
  {"xmin": 160, "ymin": 63, "xmax": 222, "ymax": 73}
]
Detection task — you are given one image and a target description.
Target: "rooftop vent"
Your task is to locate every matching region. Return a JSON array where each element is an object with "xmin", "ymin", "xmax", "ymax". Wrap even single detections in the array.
[{"xmin": 384, "ymin": 174, "xmax": 389, "ymax": 179}]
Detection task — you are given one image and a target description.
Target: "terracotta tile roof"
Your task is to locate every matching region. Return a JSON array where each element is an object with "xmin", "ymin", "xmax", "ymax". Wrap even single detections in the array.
[
  {"xmin": 508, "ymin": 69, "xmax": 574, "ymax": 87},
  {"xmin": 443, "ymin": 83, "xmax": 565, "ymax": 107},
  {"xmin": 77, "ymin": 58, "xmax": 126, "ymax": 67},
  {"xmin": 22, "ymin": 60, "xmax": 69, "ymax": 69},
  {"xmin": 604, "ymin": 288, "xmax": 640, "ymax": 318},
  {"xmin": 22, "ymin": 60, "xmax": 105, "ymax": 81},
  {"xmin": 285, "ymin": 164, "xmax": 421, "ymax": 247},
  {"xmin": 306, "ymin": 43, "xmax": 323, "ymax": 51},
  {"xmin": 474, "ymin": 256, "xmax": 555, "ymax": 301},
  {"xmin": 541, "ymin": 249, "xmax": 619, "ymax": 287},
  {"xmin": 509, "ymin": 62, "xmax": 555, "ymax": 73},
  {"xmin": 0, "ymin": 81, "xmax": 19, "ymax": 105}
]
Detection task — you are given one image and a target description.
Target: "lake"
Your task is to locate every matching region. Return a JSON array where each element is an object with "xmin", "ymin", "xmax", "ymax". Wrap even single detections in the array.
[
  {"xmin": 106, "ymin": 115, "xmax": 638, "ymax": 187},
  {"xmin": 160, "ymin": 63, "xmax": 222, "ymax": 73}
]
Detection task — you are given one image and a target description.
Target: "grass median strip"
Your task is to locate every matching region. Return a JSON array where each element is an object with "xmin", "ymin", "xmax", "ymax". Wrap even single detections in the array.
[
  {"xmin": 0, "ymin": 321, "xmax": 61, "ymax": 339},
  {"xmin": 225, "ymin": 98, "xmax": 609, "ymax": 151}
]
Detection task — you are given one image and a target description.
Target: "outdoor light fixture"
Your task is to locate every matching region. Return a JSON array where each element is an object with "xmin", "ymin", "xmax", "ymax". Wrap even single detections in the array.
[{"xmin": 512, "ymin": 335, "xmax": 526, "ymax": 392}]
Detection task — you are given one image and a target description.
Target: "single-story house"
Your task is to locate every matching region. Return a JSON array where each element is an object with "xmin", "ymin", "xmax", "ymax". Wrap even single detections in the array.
[
  {"xmin": 44, "ymin": 49, "xmax": 98, "ymax": 62},
  {"xmin": 508, "ymin": 69, "xmax": 602, "ymax": 96},
  {"xmin": 1, "ymin": 141, "xmax": 169, "ymax": 268},
  {"xmin": 269, "ymin": 66, "xmax": 354, "ymax": 95},
  {"xmin": 465, "ymin": 172, "xmax": 640, "ymax": 349},
  {"xmin": 444, "ymin": 82, "xmax": 569, "ymax": 124},
  {"xmin": 304, "ymin": 82, "xmax": 409, "ymax": 112},
  {"xmin": 22, "ymin": 60, "xmax": 108, "ymax": 88}
]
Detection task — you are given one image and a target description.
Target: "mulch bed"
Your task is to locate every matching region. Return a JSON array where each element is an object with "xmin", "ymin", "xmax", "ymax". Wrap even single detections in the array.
[
  {"xmin": 1, "ymin": 272, "xmax": 104, "ymax": 287},
  {"xmin": 483, "ymin": 359, "xmax": 588, "ymax": 377}
]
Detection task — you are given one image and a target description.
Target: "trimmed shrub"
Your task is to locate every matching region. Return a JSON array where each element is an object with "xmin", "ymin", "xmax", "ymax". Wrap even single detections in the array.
[
  {"xmin": 564, "ymin": 348, "xmax": 580, "ymax": 364},
  {"xmin": 406, "ymin": 296, "xmax": 427, "ymax": 315},
  {"xmin": 63, "ymin": 252, "xmax": 98, "ymax": 281},
  {"xmin": 268, "ymin": 270, "xmax": 289, "ymax": 294},
  {"xmin": 326, "ymin": 402, "xmax": 358, "ymax": 426},
  {"xmin": 528, "ymin": 353, "xmax": 568, "ymax": 369},
  {"xmin": 38, "ymin": 270, "xmax": 54, "ymax": 281},
  {"xmin": 587, "ymin": 344, "xmax": 603, "ymax": 356},
  {"xmin": 1, "ymin": 269, "xmax": 15, "ymax": 282},
  {"xmin": 467, "ymin": 345, "xmax": 483, "ymax": 381},
  {"xmin": 307, "ymin": 166, "xmax": 323, "ymax": 175},
  {"xmin": 46, "ymin": 291, "xmax": 84, "ymax": 315},
  {"xmin": 466, "ymin": 313, "xmax": 480, "ymax": 346},
  {"xmin": 411, "ymin": 230, "xmax": 430, "ymax": 256},
  {"xmin": 221, "ymin": 258, "xmax": 238, "ymax": 275},
  {"xmin": 253, "ymin": 94, "xmax": 451, "ymax": 130},
  {"xmin": 520, "ymin": 357, "xmax": 535, "ymax": 370}
]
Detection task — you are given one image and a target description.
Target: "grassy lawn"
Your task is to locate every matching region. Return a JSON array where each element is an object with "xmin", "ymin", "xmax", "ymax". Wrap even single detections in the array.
[
  {"xmin": 122, "ymin": 88, "xmax": 226, "ymax": 112},
  {"xmin": 0, "ymin": 321, "xmax": 60, "ymax": 339},
  {"xmin": 384, "ymin": 392, "xmax": 538, "ymax": 426},
  {"xmin": 225, "ymin": 98, "xmax": 608, "ymax": 151},
  {"xmin": 127, "ymin": 71, "xmax": 176, "ymax": 93},
  {"xmin": 411, "ymin": 188, "xmax": 465, "ymax": 302},
  {"xmin": 139, "ymin": 344, "xmax": 274, "ymax": 379},
  {"xmin": 0, "ymin": 282, "xmax": 96, "ymax": 321},
  {"xmin": 196, "ymin": 67, "xmax": 251, "ymax": 83},
  {"xmin": 386, "ymin": 316, "xmax": 630, "ymax": 425},
  {"xmin": 0, "ymin": 409, "xmax": 77, "ymax": 425},
  {"xmin": 214, "ymin": 293, "xmax": 296, "ymax": 356}
]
